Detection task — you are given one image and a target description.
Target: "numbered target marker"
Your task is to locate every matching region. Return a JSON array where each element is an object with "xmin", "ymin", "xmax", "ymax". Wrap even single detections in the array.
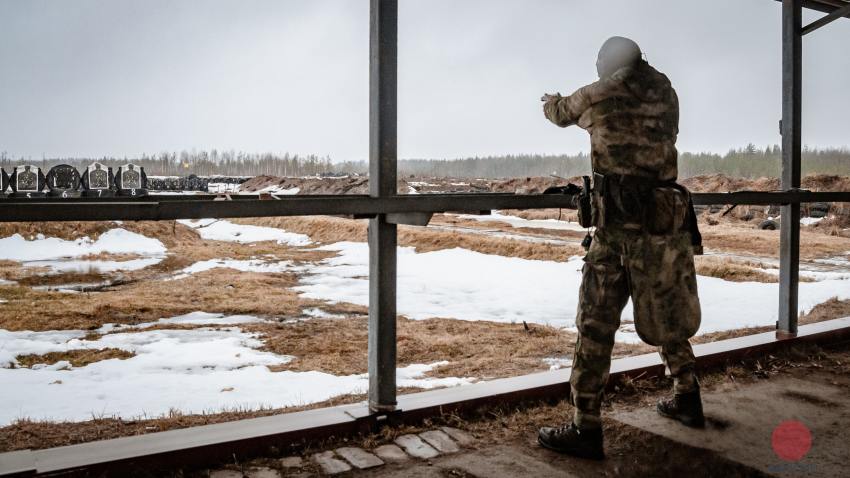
[
  {"xmin": 115, "ymin": 164, "xmax": 148, "ymax": 197},
  {"xmin": 9, "ymin": 165, "xmax": 47, "ymax": 198},
  {"xmin": 46, "ymin": 164, "xmax": 82, "ymax": 198},
  {"xmin": 81, "ymin": 162, "xmax": 115, "ymax": 197}
]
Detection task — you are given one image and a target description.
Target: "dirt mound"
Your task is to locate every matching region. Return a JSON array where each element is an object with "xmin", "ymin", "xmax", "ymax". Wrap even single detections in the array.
[
  {"xmin": 681, "ymin": 174, "xmax": 780, "ymax": 193},
  {"xmin": 239, "ymin": 175, "xmax": 370, "ymax": 194},
  {"xmin": 681, "ymin": 173, "xmax": 850, "ymax": 193},
  {"xmin": 240, "ymin": 175, "xmax": 580, "ymax": 195},
  {"xmin": 489, "ymin": 176, "xmax": 578, "ymax": 194}
]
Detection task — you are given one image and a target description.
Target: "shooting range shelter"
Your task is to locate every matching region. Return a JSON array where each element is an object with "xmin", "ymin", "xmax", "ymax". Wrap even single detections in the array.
[{"xmin": 1, "ymin": 0, "xmax": 849, "ymax": 475}]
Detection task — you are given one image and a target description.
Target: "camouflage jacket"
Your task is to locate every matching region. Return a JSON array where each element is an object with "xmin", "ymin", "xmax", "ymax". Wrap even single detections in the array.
[{"xmin": 544, "ymin": 60, "xmax": 679, "ymax": 181}]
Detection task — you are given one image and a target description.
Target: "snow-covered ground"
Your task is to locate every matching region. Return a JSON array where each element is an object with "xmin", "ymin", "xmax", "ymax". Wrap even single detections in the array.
[
  {"xmin": 23, "ymin": 257, "xmax": 164, "ymax": 274},
  {"xmin": 0, "ymin": 229, "xmax": 166, "ymax": 262},
  {"xmin": 250, "ymin": 185, "xmax": 300, "ymax": 195},
  {"xmin": 0, "ymin": 313, "xmax": 472, "ymax": 424},
  {"xmin": 296, "ymin": 242, "xmax": 850, "ymax": 343},
  {"xmin": 178, "ymin": 219, "xmax": 310, "ymax": 246},
  {"xmin": 455, "ymin": 211, "xmax": 587, "ymax": 232},
  {"xmin": 171, "ymin": 258, "xmax": 295, "ymax": 280}
]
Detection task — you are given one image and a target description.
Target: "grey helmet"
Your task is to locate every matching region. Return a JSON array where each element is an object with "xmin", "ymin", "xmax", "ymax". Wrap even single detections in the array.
[{"xmin": 596, "ymin": 36, "xmax": 642, "ymax": 79}]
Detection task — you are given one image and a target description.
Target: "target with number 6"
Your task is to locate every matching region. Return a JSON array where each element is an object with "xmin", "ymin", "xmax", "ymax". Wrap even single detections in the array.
[{"xmin": 46, "ymin": 164, "xmax": 82, "ymax": 198}]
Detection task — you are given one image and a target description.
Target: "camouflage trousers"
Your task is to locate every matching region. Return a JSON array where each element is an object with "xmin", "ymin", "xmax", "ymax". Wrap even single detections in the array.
[{"xmin": 569, "ymin": 227, "xmax": 701, "ymax": 429}]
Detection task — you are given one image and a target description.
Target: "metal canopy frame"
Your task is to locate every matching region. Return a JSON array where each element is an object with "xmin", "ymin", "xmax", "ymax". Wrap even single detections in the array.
[{"xmin": 0, "ymin": 0, "xmax": 848, "ymax": 473}]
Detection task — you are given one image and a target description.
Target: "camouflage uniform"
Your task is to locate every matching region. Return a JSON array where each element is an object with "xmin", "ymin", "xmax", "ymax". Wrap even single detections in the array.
[{"xmin": 544, "ymin": 60, "xmax": 701, "ymax": 429}]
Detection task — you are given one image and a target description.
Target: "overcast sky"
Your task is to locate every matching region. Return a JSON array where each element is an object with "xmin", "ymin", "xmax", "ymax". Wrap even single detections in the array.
[{"xmin": 0, "ymin": 0, "xmax": 847, "ymax": 161}]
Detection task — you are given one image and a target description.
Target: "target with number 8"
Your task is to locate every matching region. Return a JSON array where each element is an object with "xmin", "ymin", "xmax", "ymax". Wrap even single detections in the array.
[{"xmin": 115, "ymin": 164, "xmax": 148, "ymax": 197}]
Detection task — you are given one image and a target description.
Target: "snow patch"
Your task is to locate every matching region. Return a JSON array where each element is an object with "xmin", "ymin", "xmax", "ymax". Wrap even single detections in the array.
[
  {"xmin": 542, "ymin": 357, "xmax": 572, "ymax": 371},
  {"xmin": 455, "ymin": 211, "xmax": 587, "ymax": 232},
  {"xmin": 178, "ymin": 219, "xmax": 310, "ymax": 246},
  {"xmin": 0, "ymin": 321, "xmax": 472, "ymax": 424},
  {"xmin": 23, "ymin": 257, "xmax": 164, "ymax": 274},
  {"xmin": 0, "ymin": 229, "xmax": 166, "ymax": 261},
  {"xmin": 302, "ymin": 308, "xmax": 348, "ymax": 319},
  {"xmin": 296, "ymin": 242, "xmax": 850, "ymax": 343},
  {"xmin": 171, "ymin": 258, "xmax": 293, "ymax": 279}
]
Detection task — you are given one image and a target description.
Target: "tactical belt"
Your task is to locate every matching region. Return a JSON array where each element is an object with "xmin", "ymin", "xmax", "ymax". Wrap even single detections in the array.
[{"xmin": 590, "ymin": 172, "xmax": 703, "ymax": 254}]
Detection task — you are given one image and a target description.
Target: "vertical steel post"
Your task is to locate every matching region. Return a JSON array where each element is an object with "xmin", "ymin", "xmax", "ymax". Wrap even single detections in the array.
[
  {"xmin": 778, "ymin": 0, "xmax": 802, "ymax": 336},
  {"xmin": 368, "ymin": 0, "xmax": 398, "ymax": 412}
]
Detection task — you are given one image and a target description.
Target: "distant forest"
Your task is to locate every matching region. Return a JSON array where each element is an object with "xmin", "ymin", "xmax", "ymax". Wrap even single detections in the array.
[
  {"xmin": 0, "ymin": 150, "xmax": 335, "ymax": 177},
  {"xmin": 1, "ymin": 145, "xmax": 848, "ymax": 179}
]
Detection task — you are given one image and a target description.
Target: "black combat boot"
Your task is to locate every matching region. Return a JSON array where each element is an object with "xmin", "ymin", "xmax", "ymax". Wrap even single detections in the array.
[
  {"xmin": 656, "ymin": 388, "xmax": 705, "ymax": 428},
  {"xmin": 537, "ymin": 423, "xmax": 604, "ymax": 460}
]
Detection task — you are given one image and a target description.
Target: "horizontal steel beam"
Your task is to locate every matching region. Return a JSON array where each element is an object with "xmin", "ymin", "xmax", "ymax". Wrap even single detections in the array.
[
  {"xmin": 690, "ymin": 190, "xmax": 850, "ymax": 205},
  {"xmin": 776, "ymin": 0, "xmax": 850, "ymax": 17},
  {"xmin": 0, "ymin": 191, "xmax": 848, "ymax": 222},
  {"xmin": 3, "ymin": 316, "xmax": 849, "ymax": 477},
  {"xmin": 802, "ymin": 1, "xmax": 850, "ymax": 33}
]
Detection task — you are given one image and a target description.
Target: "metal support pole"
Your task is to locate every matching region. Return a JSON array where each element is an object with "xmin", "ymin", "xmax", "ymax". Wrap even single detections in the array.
[
  {"xmin": 368, "ymin": 0, "xmax": 398, "ymax": 412},
  {"xmin": 778, "ymin": 0, "xmax": 802, "ymax": 336}
]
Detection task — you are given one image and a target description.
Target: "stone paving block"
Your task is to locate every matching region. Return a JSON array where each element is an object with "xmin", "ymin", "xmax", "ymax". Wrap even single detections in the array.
[
  {"xmin": 419, "ymin": 430, "xmax": 460, "ymax": 454},
  {"xmin": 279, "ymin": 456, "xmax": 304, "ymax": 468},
  {"xmin": 312, "ymin": 451, "xmax": 352, "ymax": 475},
  {"xmin": 209, "ymin": 470, "xmax": 243, "ymax": 478},
  {"xmin": 440, "ymin": 426, "xmax": 475, "ymax": 446},
  {"xmin": 373, "ymin": 444, "xmax": 410, "ymax": 462},
  {"xmin": 245, "ymin": 467, "xmax": 280, "ymax": 478},
  {"xmin": 335, "ymin": 447, "xmax": 384, "ymax": 469},
  {"xmin": 394, "ymin": 434, "xmax": 440, "ymax": 459}
]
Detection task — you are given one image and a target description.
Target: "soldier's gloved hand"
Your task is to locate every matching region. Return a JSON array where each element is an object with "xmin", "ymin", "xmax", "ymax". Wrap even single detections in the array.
[{"xmin": 541, "ymin": 93, "xmax": 562, "ymax": 103}]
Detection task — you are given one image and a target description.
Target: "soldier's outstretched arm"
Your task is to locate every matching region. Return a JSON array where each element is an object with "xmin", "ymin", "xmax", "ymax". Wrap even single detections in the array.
[{"xmin": 542, "ymin": 78, "xmax": 618, "ymax": 128}]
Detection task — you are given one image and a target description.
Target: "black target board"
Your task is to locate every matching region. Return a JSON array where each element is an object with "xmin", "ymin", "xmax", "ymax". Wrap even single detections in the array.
[
  {"xmin": 81, "ymin": 162, "xmax": 115, "ymax": 197},
  {"xmin": 9, "ymin": 165, "xmax": 46, "ymax": 198},
  {"xmin": 46, "ymin": 164, "xmax": 82, "ymax": 197},
  {"xmin": 115, "ymin": 164, "xmax": 148, "ymax": 197}
]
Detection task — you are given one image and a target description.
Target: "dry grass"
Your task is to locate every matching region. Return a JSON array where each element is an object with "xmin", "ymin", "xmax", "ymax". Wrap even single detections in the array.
[
  {"xmin": 800, "ymin": 297, "xmax": 850, "ymax": 325},
  {"xmin": 0, "ymin": 270, "xmax": 305, "ymax": 331},
  {"xmin": 693, "ymin": 256, "xmax": 778, "ymax": 283},
  {"xmin": 0, "ymin": 393, "xmax": 370, "ymax": 453},
  {"xmin": 14, "ymin": 348, "xmax": 135, "ymax": 368},
  {"xmin": 500, "ymin": 208, "xmax": 578, "ymax": 222},
  {"xmin": 700, "ymin": 223, "xmax": 850, "ymax": 259}
]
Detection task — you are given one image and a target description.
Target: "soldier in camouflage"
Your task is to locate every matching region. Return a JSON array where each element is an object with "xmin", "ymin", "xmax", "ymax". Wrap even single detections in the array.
[{"xmin": 537, "ymin": 37, "xmax": 705, "ymax": 460}]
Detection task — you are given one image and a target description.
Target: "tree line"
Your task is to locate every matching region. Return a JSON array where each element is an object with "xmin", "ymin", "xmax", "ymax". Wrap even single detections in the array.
[
  {"xmin": 0, "ymin": 150, "xmax": 335, "ymax": 177},
  {"xmin": 348, "ymin": 144, "xmax": 849, "ymax": 179},
  {"xmin": 2, "ymin": 145, "xmax": 848, "ymax": 179}
]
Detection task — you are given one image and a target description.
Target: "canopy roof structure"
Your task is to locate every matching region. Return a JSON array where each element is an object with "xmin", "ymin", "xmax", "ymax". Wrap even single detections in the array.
[{"xmin": 793, "ymin": 0, "xmax": 850, "ymax": 15}]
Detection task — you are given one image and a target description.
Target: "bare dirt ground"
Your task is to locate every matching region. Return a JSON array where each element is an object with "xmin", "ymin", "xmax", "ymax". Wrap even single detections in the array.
[
  {"xmin": 195, "ymin": 342, "xmax": 850, "ymax": 478},
  {"xmin": 2, "ymin": 175, "xmax": 850, "ymax": 453}
]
